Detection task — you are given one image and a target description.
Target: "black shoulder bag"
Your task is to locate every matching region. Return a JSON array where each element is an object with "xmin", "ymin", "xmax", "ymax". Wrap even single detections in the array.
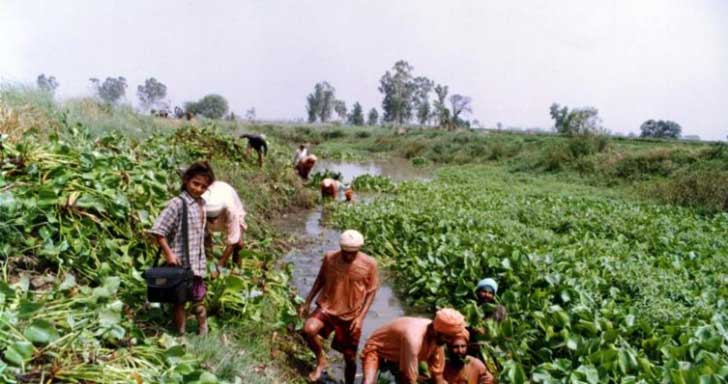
[{"xmin": 143, "ymin": 197, "xmax": 194, "ymax": 304}]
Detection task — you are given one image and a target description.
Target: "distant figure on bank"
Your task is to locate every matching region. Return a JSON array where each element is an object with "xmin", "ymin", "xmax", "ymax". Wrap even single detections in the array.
[
  {"xmin": 361, "ymin": 308, "xmax": 467, "ymax": 384},
  {"xmin": 299, "ymin": 230, "xmax": 379, "ymax": 384},
  {"xmin": 202, "ymin": 181, "xmax": 248, "ymax": 278},
  {"xmin": 293, "ymin": 145, "xmax": 317, "ymax": 180},
  {"xmin": 444, "ymin": 330, "xmax": 494, "ymax": 384},
  {"xmin": 148, "ymin": 162, "xmax": 215, "ymax": 336},
  {"xmin": 240, "ymin": 133, "xmax": 268, "ymax": 167},
  {"xmin": 321, "ymin": 177, "xmax": 354, "ymax": 202}
]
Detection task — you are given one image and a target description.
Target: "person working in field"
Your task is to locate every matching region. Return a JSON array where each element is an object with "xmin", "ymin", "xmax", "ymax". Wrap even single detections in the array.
[
  {"xmin": 361, "ymin": 308, "xmax": 467, "ymax": 384},
  {"xmin": 299, "ymin": 230, "xmax": 379, "ymax": 384},
  {"xmin": 475, "ymin": 278, "xmax": 507, "ymax": 323},
  {"xmin": 444, "ymin": 330, "xmax": 494, "ymax": 384},
  {"xmin": 321, "ymin": 177, "xmax": 354, "ymax": 202},
  {"xmin": 293, "ymin": 144, "xmax": 317, "ymax": 180},
  {"xmin": 148, "ymin": 162, "xmax": 215, "ymax": 336},
  {"xmin": 240, "ymin": 133, "xmax": 268, "ymax": 167},
  {"xmin": 202, "ymin": 180, "xmax": 247, "ymax": 278}
]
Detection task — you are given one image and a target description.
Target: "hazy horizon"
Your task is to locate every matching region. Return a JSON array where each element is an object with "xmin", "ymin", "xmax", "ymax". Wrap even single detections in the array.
[{"xmin": 1, "ymin": 0, "xmax": 726, "ymax": 140}]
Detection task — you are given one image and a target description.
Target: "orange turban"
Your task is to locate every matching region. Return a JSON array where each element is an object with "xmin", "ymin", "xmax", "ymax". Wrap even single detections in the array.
[
  {"xmin": 433, "ymin": 308, "xmax": 466, "ymax": 336},
  {"xmin": 452, "ymin": 329, "xmax": 470, "ymax": 343}
]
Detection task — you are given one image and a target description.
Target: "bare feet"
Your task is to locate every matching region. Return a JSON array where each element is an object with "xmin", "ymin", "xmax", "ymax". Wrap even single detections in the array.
[{"xmin": 307, "ymin": 355, "xmax": 327, "ymax": 382}]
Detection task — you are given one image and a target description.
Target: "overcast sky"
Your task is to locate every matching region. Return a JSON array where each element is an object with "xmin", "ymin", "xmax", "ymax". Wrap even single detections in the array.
[{"xmin": 1, "ymin": 0, "xmax": 726, "ymax": 139}]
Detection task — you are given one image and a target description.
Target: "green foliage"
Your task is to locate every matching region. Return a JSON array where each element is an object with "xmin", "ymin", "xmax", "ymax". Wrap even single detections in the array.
[
  {"xmin": 550, "ymin": 103, "xmax": 606, "ymax": 136},
  {"xmin": 640, "ymin": 119, "xmax": 682, "ymax": 139},
  {"xmin": 89, "ymin": 76, "xmax": 128, "ymax": 104},
  {"xmin": 651, "ymin": 167, "xmax": 728, "ymax": 213},
  {"xmin": 0, "ymin": 118, "xmax": 303, "ymax": 382},
  {"xmin": 348, "ymin": 102, "xmax": 365, "ymax": 126},
  {"xmin": 332, "ymin": 167, "xmax": 728, "ymax": 383},
  {"xmin": 137, "ymin": 77, "xmax": 168, "ymax": 110},
  {"xmin": 185, "ymin": 94, "xmax": 229, "ymax": 119},
  {"xmin": 351, "ymin": 174, "xmax": 395, "ymax": 192},
  {"xmin": 367, "ymin": 108, "xmax": 379, "ymax": 126},
  {"xmin": 36, "ymin": 74, "xmax": 59, "ymax": 94},
  {"xmin": 306, "ymin": 82, "xmax": 336, "ymax": 123}
]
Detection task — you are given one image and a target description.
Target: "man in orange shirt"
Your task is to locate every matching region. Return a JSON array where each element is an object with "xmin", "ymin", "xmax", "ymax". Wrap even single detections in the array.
[
  {"xmin": 299, "ymin": 230, "xmax": 379, "ymax": 384},
  {"xmin": 361, "ymin": 308, "xmax": 467, "ymax": 384},
  {"xmin": 444, "ymin": 330, "xmax": 494, "ymax": 384}
]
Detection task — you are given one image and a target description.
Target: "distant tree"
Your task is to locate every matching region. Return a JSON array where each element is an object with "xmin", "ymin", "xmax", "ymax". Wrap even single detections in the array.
[
  {"xmin": 36, "ymin": 74, "xmax": 59, "ymax": 94},
  {"xmin": 348, "ymin": 102, "xmax": 365, "ymax": 125},
  {"xmin": 550, "ymin": 103, "xmax": 605, "ymax": 135},
  {"xmin": 306, "ymin": 82, "xmax": 336, "ymax": 123},
  {"xmin": 379, "ymin": 60, "xmax": 417, "ymax": 125},
  {"xmin": 225, "ymin": 112, "xmax": 237, "ymax": 121},
  {"xmin": 245, "ymin": 107, "xmax": 256, "ymax": 123},
  {"xmin": 413, "ymin": 76, "xmax": 434, "ymax": 125},
  {"xmin": 449, "ymin": 94, "xmax": 472, "ymax": 127},
  {"xmin": 432, "ymin": 84, "xmax": 450, "ymax": 127},
  {"xmin": 137, "ymin": 77, "xmax": 167, "ymax": 111},
  {"xmin": 367, "ymin": 108, "xmax": 379, "ymax": 126},
  {"xmin": 185, "ymin": 94, "xmax": 229, "ymax": 119},
  {"xmin": 640, "ymin": 119, "xmax": 682, "ymax": 139},
  {"xmin": 334, "ymin": 100, "xmax": 347, "ymax": 121},
  {"xmin": 90, "ymin": 76, "xmax": 127, "ymax": 104}
]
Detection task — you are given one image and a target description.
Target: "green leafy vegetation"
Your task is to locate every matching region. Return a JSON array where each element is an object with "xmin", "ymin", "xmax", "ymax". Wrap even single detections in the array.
[
  {"xmin": 0, "ymin": 89, "xmax": 310, "ymax": 383},
  {"xmin": 332, "ymin": 166, "xmax": 728, "ymax": 383}
]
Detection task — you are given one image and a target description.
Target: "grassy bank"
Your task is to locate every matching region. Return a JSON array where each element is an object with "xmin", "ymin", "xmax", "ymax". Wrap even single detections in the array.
[
  {"xmin": 259, "ymin": 123, "xmax": 728, "ymax": 213},
  {"xmin": 0, "ymin": 88, "xmax": 313, "ymax": 383}
]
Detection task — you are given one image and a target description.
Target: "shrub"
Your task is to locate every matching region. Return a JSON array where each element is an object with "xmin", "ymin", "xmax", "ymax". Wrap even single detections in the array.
[
  {"xmin": 321, "ymin": 129, "xmax": 345, "ymax": 140},
  {"xmin": 355, "ymin": 130, "xmax": 371, "ymax": 139},
  {"xmin": 652, "ymin": 168, "xmax": 728, "ymax": 213},
  {"xmin": 566, "ymin": 134, "xmax": 608, "ymax": 158}
]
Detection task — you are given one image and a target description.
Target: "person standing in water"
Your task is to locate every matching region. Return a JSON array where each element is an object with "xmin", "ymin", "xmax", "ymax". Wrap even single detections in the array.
[{"xmin": 299, "ymin": 230, "xmax": 379, "ymax": 384}]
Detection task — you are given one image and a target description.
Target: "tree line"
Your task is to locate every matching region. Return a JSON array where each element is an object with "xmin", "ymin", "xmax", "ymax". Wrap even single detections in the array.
[
  {"xmin": 34, "ymin": 70, "xmax": 685, "ymax": 139},
  {"xmin": 305, "ymin": 60, "xmax": 473, "ymax": 129}
]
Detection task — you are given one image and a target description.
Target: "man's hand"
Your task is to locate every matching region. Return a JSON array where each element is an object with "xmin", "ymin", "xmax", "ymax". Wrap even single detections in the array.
[
  {"xmin": 166, "ymin": 253, "xmax": 181, "ymax": 266},
  {"xmin": 298, "ymin": 304, "xmax": 310, "ymax": 319},
  {"xmin": 349, "ymin": 317, "xmax": 363, "ymax": 334}
]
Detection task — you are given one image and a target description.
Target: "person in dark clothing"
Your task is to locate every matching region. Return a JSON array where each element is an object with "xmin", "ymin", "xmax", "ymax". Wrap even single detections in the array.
[
  {"xmin": 475, "ymin": 278, "xmax": 507, "ymax": 323},
  {"xmin": 240, "ymin": 134, "xmax": 268, "ymax": 167}
]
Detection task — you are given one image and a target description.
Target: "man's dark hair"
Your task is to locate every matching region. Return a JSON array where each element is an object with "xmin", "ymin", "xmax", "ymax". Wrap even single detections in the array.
[{"xmin": 181, "ymin": 161, "xmax": 215, "ymax": 191}]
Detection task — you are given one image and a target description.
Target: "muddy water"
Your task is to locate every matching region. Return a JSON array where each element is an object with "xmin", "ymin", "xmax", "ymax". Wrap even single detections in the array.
[{"xmin": 281, "ymin": 160, "xmax": 429, "ymax": 383}]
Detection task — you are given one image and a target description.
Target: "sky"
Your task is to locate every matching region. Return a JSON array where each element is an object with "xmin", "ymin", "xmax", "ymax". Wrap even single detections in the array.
[{"xmin": 1, "ymin": 0, "xmax": 727, "ymax": 140}]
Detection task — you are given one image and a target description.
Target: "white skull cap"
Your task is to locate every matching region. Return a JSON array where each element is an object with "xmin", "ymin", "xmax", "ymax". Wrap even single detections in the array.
[{"xmin": 340, "ymin": 230, "xmax": 364, "ymax": 252}]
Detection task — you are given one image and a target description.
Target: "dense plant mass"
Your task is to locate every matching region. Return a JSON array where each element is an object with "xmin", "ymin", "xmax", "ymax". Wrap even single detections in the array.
[
  {"xmin": 332, "ymin": 168, "xmax": 728, "ymax": 383},
  {"xmin": 0, "ymin": 123, "xmax": 299, "ymax": 383}
]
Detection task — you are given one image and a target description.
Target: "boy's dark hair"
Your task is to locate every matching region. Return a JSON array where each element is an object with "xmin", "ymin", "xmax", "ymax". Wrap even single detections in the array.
[{"xmin": 181, "ymin": 161, "xmax": 215, "ymax": 191}]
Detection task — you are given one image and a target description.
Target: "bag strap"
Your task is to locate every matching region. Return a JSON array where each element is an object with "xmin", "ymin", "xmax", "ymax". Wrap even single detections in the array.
[{"xmin": 179, "ymin": 196, "xmax": 191, "ymax": 270}]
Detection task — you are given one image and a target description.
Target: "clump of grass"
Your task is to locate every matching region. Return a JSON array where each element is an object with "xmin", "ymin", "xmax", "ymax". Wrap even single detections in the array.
[{"xmin": 651, "ymin": 168, "xmax": 728, "ymax": 213}]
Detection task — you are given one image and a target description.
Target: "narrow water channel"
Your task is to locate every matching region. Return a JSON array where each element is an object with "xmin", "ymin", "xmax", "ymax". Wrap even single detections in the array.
[{"xmin": 280, "ymin": 159, "xmax": 429, "ymax": 383}]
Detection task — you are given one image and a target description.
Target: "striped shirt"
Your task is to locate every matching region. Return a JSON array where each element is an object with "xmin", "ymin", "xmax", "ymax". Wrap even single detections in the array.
[{"xmin": 148, "ymin": 191, "xmax": 207, "ymax": 277}]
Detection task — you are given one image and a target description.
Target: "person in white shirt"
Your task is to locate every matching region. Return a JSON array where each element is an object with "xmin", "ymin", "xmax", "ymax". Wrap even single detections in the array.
[{"xmin": 202, "ymin": 181, "xmax": 248, "ymax": 278}]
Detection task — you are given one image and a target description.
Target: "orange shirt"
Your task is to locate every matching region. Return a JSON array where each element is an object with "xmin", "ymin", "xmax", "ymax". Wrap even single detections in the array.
[
  {"xmin": 362, "ymin": 317, "xmax": 445, "ymax": 382},
  {"xmin": 444, "ymin": 356, "xmax": 494, "ymax": 384},
  {"xmin": 315, "ymin": 250, "xmax": 378, "ymax": 321}
]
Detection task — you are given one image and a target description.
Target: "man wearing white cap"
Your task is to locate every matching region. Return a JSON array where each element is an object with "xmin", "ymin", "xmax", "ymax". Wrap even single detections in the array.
[
  {"xmin": 202, "ymin": 181, "xmax": 248, "ymax": 278},
  {"xmin": 299, "ymin": 229, "xmax": 379, "ymax": 384}
]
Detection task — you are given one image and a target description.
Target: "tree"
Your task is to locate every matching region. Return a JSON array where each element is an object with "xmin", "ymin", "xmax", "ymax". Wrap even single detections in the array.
[
  {"xmin": 449, "ymin": 94, "xmax": 472, "ymax": 127},
  {"xmin": 36, "ymin": 74, "xmax": 59, "ymax": 94},
  {"xmin": 334, "ymin": 100, "xmax": 347, "ymax": 121},
  {"xmin": 379, "ymin": 60, "xmax": 417, "ymax": 125},
  {"xmin": 367, "ymin": 108, "xmax": 379, "ymax": 126},
  {"xmin": 640, "ymin": 119, "xmax": 682, "ymax": 139},
  {"xmin": 348, "ymin": 102, "xmax": 365, "ymax": 126},
  {"xmin": 550, "ymin": 103, "xmax": 605, "ymax": 135},
  {"xmin": 432, "ymin": 84, "xmax": 450, "ymax": 127},
  {"xmin": 306, "ymin": 82, "xmax": 336, "ymax": 123},
  {"xmin": 90, "ymin": 76, "xmax": 127, "ymax": 104},
  {"xmin": 413, "ymin": 76, "xmax": 434, "ymax": 125},
  {"xmin": 185, "ymin": 94, "xmax": 229, "ymax": 119},
  {"xmin": 137, "ymin": 77, "xmax": 167, "ymax": 111}
]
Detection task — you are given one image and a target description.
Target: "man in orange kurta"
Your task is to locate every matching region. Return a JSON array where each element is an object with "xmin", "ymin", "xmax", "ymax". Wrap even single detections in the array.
[
  {"xmin": 444, "ymin": 331, "xmax": 494, "ymax": 384},
  {"xmin": 300, "ymin": 230, "xmax": 379, "ymax": 384},
  {"xmin": 361, "ymin": 308, "xmax": 467, "ymax": 384}
]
